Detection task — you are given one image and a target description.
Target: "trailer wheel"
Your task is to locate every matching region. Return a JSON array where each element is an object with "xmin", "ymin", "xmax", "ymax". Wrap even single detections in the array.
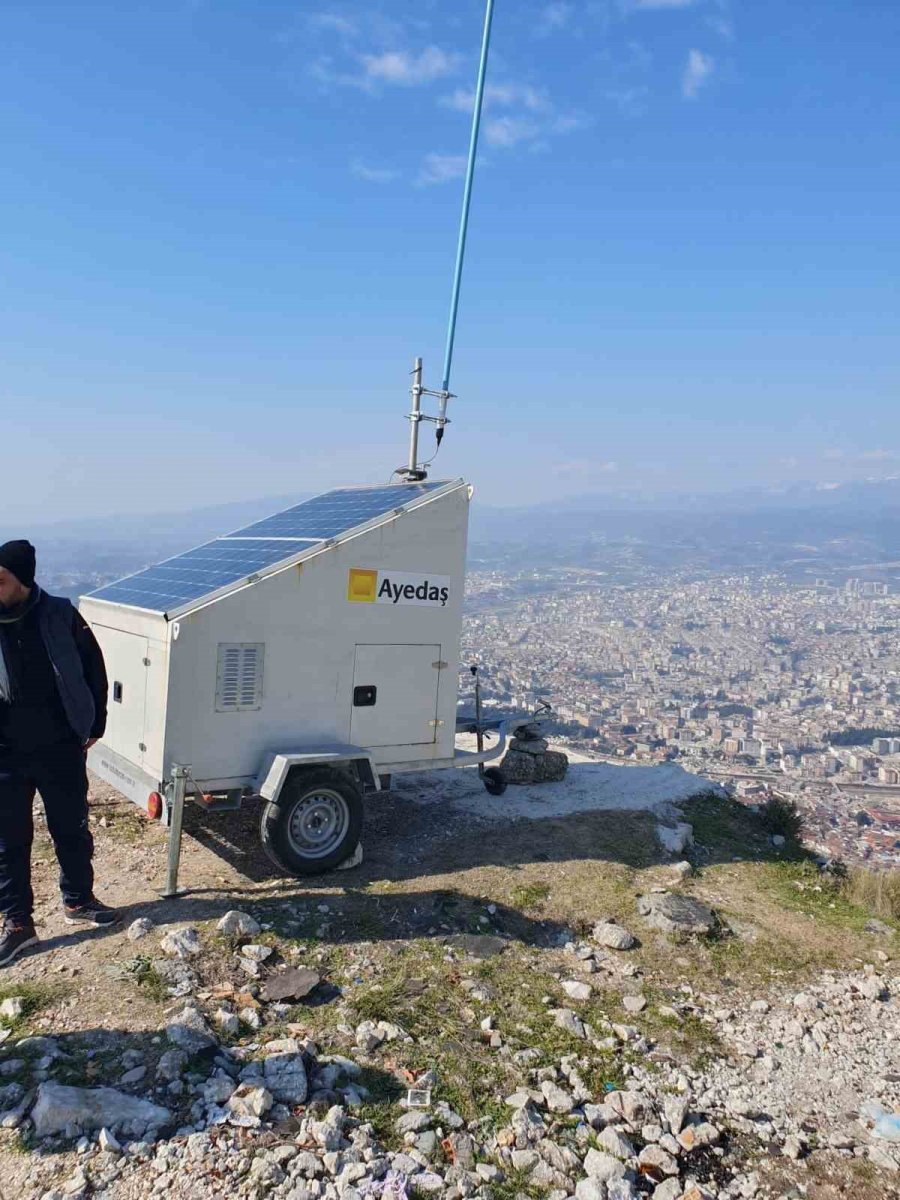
[
  {"xmin": 260, "ymin": 768, "xmax": 363, "ymax": 876},
  {"xmin": 482, "ymin": 767, "xmax": 508, "ymax": 796}
]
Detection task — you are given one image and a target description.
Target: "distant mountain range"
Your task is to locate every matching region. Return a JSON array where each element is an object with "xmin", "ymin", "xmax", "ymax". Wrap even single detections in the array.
[{"xmin": 6, "ymin": 475, "xmax": 900, "ymax": 596}]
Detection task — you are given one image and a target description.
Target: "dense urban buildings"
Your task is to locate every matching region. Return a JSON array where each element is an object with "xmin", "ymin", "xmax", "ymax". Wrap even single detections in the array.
[{"xmin": 461, "ymin": 570, "xmax": 900, "ymax": 866}]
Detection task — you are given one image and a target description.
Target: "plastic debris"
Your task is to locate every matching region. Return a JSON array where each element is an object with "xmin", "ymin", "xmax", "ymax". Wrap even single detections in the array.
[
  {"xmin": 861, "ymin": 1102, "xmax": 900, "ymax": 1142},
  {"xmin": 362, "ymin": 1170, "xmax": 409, "ymax": 1199}
]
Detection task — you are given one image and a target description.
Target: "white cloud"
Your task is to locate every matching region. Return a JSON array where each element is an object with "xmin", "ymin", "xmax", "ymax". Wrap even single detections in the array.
[
  {"xmin": 351, "ymin": 160, "xmax": 399, "ymax": 184},
  {"xmin": 707, "ymin": 14, "xmax": 734, "ymax": 39},
  {"xmin": 416, "ymin": 153, "xmax": 468, "ymax": 186},
  {"xmin": 536, "ymin": 2, "xmax": 574, "ymax": 33},
  {"xmin": 630, "ymin": 0, "xmax": 700, "ymax": 9},
  {"xmin": 682, "ymin": 48, "xmax": 714, "ymax": 98},
  {"xmin": 606, "ymin": 85, "xmax": 650, "ymax": 116},
  {"xmin": 442, "ymin": 80, "xmax": 586, "ymax": 153},
  {"xmin": 308, "ymin": 12, "xmax": 358, "ymax": 37},
  {"xmin": 443, "ymin": 82, "xmax": 550, "ymax": 114},
  {"xmin": 484, "ymin": 115, "xmax": 542, "ymax": 148},
  {"xmin": 361, "ymin": 45, "xmax": 458, "ymax": 87},
  {"xmin": 859, "ymin": 449, "xmax": 899, "ymax": 462}
]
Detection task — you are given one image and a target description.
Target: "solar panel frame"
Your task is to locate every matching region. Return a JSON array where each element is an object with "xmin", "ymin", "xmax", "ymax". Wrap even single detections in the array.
[
  {"xmin": 86, "ymin": 479, "xmax": 462, "ymax": 619},
  {"xmin": 221, "ymin": 482, "xmax": 443, "ymax": 543}
]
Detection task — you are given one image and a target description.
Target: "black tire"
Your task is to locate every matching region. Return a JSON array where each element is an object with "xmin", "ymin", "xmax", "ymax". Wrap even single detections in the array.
[
  {"xmin": 483, "ymin": 767, "xmax": 508, "ymax": 796},
  {"xmin": 260, "ymin": 767, "xmax": 363, "ymax": 876}
]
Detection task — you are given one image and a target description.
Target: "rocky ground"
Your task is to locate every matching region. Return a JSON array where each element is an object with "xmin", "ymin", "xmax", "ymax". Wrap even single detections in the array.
[{"xmin": 0, "ymin": 761, "xmax": 898, "ymax": 1200}]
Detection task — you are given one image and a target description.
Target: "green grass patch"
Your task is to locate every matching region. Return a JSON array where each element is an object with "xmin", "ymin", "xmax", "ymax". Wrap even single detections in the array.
[
  {"xmin": 509, "ymin": 882, "xmax": 551, "ymax": 912},
  {"xmin": 762, "ymin": 860, "xmax": 879, "ymax": 931},
  {"xmin": 122, "ymin": 956, "xmax": 169, "ymax": 1002},
  {"xmin": 485, "ymin": 1167, "xmax": 547, "ymax": 1200},
  {"xmin": 92, "ymin": 804, "xmax": 147, "ymax": 845},
  {"xmin": 637, "ymin": 991, "xmax": 724, "ymax": 1065},
  {"xmin": 682, "ymin": 791, "xmax": 802, "ymax": 861},
  {"xmin": 706, "ymin": 928, "xmax": 837, "ymax": 980},
  {"xmin": 0, "ymin": 980, "xmax": 66, "ymax": 1032}
]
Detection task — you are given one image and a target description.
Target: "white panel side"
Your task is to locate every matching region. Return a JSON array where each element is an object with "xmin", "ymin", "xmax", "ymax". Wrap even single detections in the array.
[
  {"xmin": 80, "ymin": 598, "xmax": 168, "ymax": 642},
  {"xmin": 141, "ymin": 635, "xmax": 170, "ymax": 781},
  {"xmin": 161, "ymin": 484, "xmax": 469, "ymax": 784}
]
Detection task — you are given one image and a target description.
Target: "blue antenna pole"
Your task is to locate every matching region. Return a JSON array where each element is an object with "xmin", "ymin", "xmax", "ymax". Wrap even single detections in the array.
[{"xmin": 439, "ymin": 0, "xmax": 495, "ymax": 410}]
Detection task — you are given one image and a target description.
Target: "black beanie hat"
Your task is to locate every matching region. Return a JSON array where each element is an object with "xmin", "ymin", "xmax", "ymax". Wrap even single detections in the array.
[{"xmin": 0, "ymin": 540, "xmax": 36, "ymax": 588}]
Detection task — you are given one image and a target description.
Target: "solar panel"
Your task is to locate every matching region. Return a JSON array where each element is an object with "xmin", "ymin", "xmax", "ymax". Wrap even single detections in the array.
[
  {"xmin": 223, "ymin": 483, "xmax": 442, "ymax": 542},
  {"xmin": 87, "ymin": 481, "xmax": 450, "ymax": 615}
]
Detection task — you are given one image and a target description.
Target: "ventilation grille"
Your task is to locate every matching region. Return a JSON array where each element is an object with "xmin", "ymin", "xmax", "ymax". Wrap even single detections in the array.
[{"xmin": 215, "ymin": 643, "xmax": 264, "ymax": 712}]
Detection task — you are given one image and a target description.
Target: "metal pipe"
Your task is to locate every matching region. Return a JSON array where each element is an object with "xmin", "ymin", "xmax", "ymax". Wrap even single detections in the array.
[
  {"xmin": 407, "ymin": 356, "xmax": 424, "ymax": 477},
  {"xmin": 439, "ymin": 0, "xmax": 495, "ymax": 410},
  {"xmin": 474, "ymin": 666, "xmax": 485, "ymax": 778},
  {"xmin": 162, "ymin": 763, "xmax": 188, "ymax": 897}
]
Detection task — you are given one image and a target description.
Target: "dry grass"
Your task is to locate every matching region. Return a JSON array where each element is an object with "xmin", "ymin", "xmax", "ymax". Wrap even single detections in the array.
[{"xmin": 844, "ymin": 867, "xmax": 900, "ymax": 921}]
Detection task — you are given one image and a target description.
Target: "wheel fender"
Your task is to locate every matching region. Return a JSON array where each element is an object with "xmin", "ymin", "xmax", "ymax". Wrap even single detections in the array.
[{"xmin": 256, "ymin": 748, "xmax": 380, "ymax": 802}]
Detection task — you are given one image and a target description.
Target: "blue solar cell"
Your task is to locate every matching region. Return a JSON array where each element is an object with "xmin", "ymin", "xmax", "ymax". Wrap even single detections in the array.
[
  {"xmin": 223, "ymin": 483, "xmax": 443, "ymax": 542},
  {"xmin": 87, "ymin": 482, "xmax": 450, "ymax": 615},
  {"xmin": 89, "ymin": 539, "xmax": 301, "ymax": 613}
]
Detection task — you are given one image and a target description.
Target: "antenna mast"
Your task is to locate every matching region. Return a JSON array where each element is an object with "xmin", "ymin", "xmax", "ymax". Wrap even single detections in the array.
[{"xmin": 398, "ymin": 0, "xmax": 495, "ymax": 482}]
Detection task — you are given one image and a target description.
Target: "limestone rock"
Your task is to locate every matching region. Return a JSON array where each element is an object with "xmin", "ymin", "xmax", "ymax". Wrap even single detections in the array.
[
  {"xmin": 656, "ymin": 822, "xmax": 693, "ymax": 855},
  {"xmin": 596, "ymin": 1126, "xmax": 635, "ymax": 1160},
  {"xmin": 30, "ymin": 1083, "xmax": 171, "ymax": 1138},
  {"xmin": 508, "ymin": 735, "xmax": 550, "ymax": 756},
  {"xmin": 263, "ymin": 1040, "xmax": 309, "ymax": 1105},
  {"xmin": 159, "ymin": 927, "xmax": 202, "ymax": 959},
  {"xmin": 636, "ymin": 892, "xmax": 716, "ymax": 936},
  {"xmin": 126, "ymin": 918, "xmax": 154, "ymax": 942},
  {"xmin": 166, "ymin": 1007, "xmax": 217, "ymax": 1054},
  {"xmin": 575, "ymin": 1181, "xmax": 607, "ymax": 1200},
  {"xmin": 216, "ymin": 911, "xmax": 261, "ymax": 938},
  {"xmin": 534, "ymin": 750, "xmax": 569, "ymax": 783},
  {"xmin": 552, "ymin": 1008, "xmax": 587, "ymax": 1039},
  {"xmin": 563, "ymin": 980, "xmax": 592, "ymax": 1002},
  {"xmin": 583, "ymin": 1149, "xmax": 626, "ymax": 1182},
  {"xmin": 592, "ymin": 922, "xmax": 636, "ymax": 951},
  {"xmin": 226, "ymin": 1084, "xmax": 273, "ymax": 1125},
  {"xmin": 500, "ymin": 750, "xmax": 537, "ymax": 784},
  {"xmin": 262, "ymin": 968, "xmax": 321, "ymax": 1002}
]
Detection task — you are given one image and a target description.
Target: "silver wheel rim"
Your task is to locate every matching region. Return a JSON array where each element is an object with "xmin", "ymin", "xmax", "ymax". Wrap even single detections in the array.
[{"xmin": 287, "ymin": 789, "xmax": 350, "ymax": 859}]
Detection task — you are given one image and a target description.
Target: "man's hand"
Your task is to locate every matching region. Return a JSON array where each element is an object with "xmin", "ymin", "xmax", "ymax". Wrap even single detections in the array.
[{"xmin": 84, "ymin": 738, "xmax": 99, "ymax": 753}]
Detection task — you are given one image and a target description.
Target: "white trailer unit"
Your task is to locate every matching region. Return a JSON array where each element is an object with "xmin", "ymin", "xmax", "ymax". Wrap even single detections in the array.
[{"xmin": 80, "ymin": 479, "xmax": 508, "ymax": 891}]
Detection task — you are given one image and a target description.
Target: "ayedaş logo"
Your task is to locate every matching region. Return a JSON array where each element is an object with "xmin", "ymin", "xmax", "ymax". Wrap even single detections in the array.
[{"xmin": 348, "ymin": 569, "xmax": 451, "ymax": 608}]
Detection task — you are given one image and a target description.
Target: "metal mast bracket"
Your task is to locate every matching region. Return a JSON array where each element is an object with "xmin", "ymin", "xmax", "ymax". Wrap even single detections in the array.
[{"xmin": 161, "ymin": 763, "xmax": 189, "ymax": 898}]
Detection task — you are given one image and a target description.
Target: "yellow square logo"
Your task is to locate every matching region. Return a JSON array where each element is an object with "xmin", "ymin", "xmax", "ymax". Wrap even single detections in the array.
[{"xmin": 347, "ymin": 568, "xmax": 377, "ymax": 603}]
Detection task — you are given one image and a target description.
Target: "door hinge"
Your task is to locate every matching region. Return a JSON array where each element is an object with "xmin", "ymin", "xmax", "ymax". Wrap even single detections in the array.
[
  {"xmin": 139, "ymin": 742, "xmax": 147, "ymax": 752},
  {"xmin": 143, "ymin": 658, "xmax": 151, "ymax": 667},
  {"xmin": 429, "ymin": 719, "xmax": 445, "ymax": 728},
  {"xmin": 432, "ymin": 660, "xmax": 449, "ymax": 670}
]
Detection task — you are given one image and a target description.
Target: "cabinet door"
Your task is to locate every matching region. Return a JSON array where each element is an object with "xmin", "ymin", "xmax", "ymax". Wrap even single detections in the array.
[
  {"xmin": 350, "ymin": 644, "xmax": 441, "ymax": 748},
  {"xmin": 92, "ymin": 625, "xmax": 149, "ymax": 767}
]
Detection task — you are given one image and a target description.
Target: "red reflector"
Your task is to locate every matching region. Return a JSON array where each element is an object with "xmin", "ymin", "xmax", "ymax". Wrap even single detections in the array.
[{"xmin": 147, "ymin": 792, "xmax": 163, "ymax": 820}]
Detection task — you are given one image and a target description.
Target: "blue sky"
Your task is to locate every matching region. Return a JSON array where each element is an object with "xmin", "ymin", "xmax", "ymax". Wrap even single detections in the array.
[{"xmin": 1, "ymin": 0, "xmax": 898, "ymax": 522}]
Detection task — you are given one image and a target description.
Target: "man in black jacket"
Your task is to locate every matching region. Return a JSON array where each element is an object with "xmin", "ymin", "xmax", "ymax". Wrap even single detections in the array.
[{"xmin": 0, "ymin": 540, "xmax": 120, "ymax": 966}]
